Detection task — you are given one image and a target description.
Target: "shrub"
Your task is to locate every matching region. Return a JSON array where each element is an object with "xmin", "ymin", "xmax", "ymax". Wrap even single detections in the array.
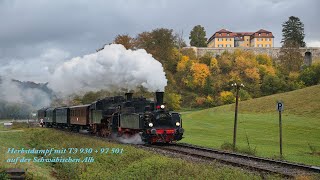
[
  {"xmin": 299, "ymin": 63, "xmax": 320, "ymax": 86},
  {"xmin": 219, "ymin": 91, "xmax": 235, "ymax": 104},
  {"xmin": 195, "ymin": 97, "xmax": 206, "ymax": 106}
]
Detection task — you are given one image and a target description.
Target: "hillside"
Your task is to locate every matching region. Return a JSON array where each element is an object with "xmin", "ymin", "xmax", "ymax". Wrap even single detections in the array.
[
  {"xmin": 213, "ymin": 84, "xmax": 320, "ymax": 117},
  {"xmin": 180, "ymin": 85, "xmax": 320, "ymax": 166}
]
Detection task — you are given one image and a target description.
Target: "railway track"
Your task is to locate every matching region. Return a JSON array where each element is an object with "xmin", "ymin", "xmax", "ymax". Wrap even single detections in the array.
[
  {"xmin": 149, "ymin": 143, "xmax": 320, "ymax": 178},
  {"xmin": 53, "ymin": 128, "xmax": 320, "ymax": 178}
]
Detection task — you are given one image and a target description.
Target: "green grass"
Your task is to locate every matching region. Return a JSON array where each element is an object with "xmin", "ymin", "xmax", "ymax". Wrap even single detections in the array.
[
  {"xmin": 0, "ymin": 127, "xmax": 279, "ymax": 179},
  {"xmin": 181, "ymin": 85, "xmax": 320, "ymax": 166}
]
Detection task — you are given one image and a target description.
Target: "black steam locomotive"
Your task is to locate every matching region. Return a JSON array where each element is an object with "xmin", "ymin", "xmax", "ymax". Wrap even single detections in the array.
[{"xmin": 37, "ymin": 92, "xmax": 184, "ymax": 143}]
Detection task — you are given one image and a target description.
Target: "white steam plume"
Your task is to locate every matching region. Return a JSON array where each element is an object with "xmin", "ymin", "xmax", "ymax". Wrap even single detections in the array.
[
  {"xmin": 49, "ymin": 44, "xmax": 167, "ymax": 95},
  {"xmin": 0, "ymin": 44, "xmax": 167, "ymax": 109},
  {"xmin": 111, "ymin": 133, "xmax": 144, "ymax": 145}
]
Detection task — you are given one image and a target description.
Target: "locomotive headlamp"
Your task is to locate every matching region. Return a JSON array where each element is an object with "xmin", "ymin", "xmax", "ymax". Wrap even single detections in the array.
[
  {"xmin": 160, "ymin": 105, "xmax": 165, "ymax": 109},
  {"xmin": 148, "ymin": 123, "xmax": 153, "ymax": 127},
  {"xmin": 176, "ymin": 122, "xmax": 180, "ymax": 126}
]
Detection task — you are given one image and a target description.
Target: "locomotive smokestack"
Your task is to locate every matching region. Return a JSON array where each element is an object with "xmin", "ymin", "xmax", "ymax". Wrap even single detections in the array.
[
  {"xmin": 155, "ymin": 92, "xmax": 164, "ymax": 105},
  {"xmin": 125, "ymin": 92, "xmax": 133, "ymax": 101}
]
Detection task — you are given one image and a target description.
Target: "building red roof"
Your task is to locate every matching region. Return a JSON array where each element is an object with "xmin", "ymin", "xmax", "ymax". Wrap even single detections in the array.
[
  {"xmin": 207, "ymin": 29, "xmax": 274, "ymax": 43},
  {"xmin": 216, "ymin": 29, "xmax": 232, "ymax": 33}
]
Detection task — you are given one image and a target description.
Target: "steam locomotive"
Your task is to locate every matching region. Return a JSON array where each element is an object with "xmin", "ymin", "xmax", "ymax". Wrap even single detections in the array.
[{"xmin": 37, "ymin": 92, "xmax": 184, "ymax": 143}]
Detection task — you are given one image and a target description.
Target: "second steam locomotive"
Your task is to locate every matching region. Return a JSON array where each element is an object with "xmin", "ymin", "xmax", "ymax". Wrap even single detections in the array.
[{"xmin": 38, "ymin": 92, "xmax": 184, "ymax": 143}]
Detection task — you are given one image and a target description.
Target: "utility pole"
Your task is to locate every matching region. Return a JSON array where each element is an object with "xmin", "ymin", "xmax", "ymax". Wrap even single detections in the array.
[{"xmin": 231, "ymin": 83, "xmax": 244, "ymax": 151}]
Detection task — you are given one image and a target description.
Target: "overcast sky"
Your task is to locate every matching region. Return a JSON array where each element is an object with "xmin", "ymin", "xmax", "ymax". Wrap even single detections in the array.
[{"xmin": 0, "ymin": 0, "xmax": 319, "ymax": 66}]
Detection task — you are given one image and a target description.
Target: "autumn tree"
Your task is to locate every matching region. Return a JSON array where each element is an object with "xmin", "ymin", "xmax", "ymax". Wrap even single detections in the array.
[
  {"xmin": 176, "ymin": 56, "xmax": 190, "ymax": 72},
  {"xmin": 189, "ymin": 25, "xmax": 207, "ymax": 47},
  {"xmin": 136, "ymin": 28, "xmax": 177, "ymax": 72},
  {"xmin": 199, "ymin": 52, "xmax": 213, "ymax": 66},
  {"xmin": 164, "ymin": 93, "xmax": 182, "ymax": 110},
  {"xmin": 181, "ymin": 48, "xmax": 197, "ymax": 60},
  {"xmin": 281, "ymin": 16, "xmax": 306, "ymax": 47},
  {"xmin": 191, "ymin": 63, "xmax": 210, "ymax": 87},
  {"xmin": 114, "ymin": 34, "xmax": 135, "ymax": 49}
]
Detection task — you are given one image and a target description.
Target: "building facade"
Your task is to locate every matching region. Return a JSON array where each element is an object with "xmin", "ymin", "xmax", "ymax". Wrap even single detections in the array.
[{"xmin": 207, "ymin": 29, "xmax": 274, "ymax": 48}]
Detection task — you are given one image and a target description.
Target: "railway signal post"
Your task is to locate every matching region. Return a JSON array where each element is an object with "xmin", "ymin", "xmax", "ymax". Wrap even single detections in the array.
[
  {"xmin": 277, "ymin": 101, "xmax": 284, "ymax": 159},
  {"xmin": 231, "ymin": 83, "xmax": 244, "ymax": 151}
]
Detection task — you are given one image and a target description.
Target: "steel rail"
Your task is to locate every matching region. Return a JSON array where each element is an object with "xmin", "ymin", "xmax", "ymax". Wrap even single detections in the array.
[
  {"xmin": 175, "ymin": 143, "xmax": 320, "ymax": 174},
  {"xmin": 150, "ymin": 142, "xmax": 320, "ymax": 178}
]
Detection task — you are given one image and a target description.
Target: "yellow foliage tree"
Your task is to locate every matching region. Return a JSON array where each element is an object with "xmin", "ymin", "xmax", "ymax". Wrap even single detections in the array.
[
  {"xmin": 256, "ymin": 54, "xmax": 273, "ymax": 66},
  {"xmin": 258, "ymin": 64, "xmax": 276, "ymax": 76},
  {"xmin": 244, "ymin": 68, "xmax": 260, "ymax": 82},
  {"xmin": 191, "ymin": 63, "xmax": 210, "ymax": 87},
  {"xmin": 176, "ymin": 56, "xmax": 189, "ymax": 72},
  {"xmin": 164, "ymin": 93, "xmax": 182, "ymax": 110},
  {"xmin": 219, "ymin": 91, "xmax": 235, "ymax": 104},
  {"xmin": 209, "ymin": 58, "xmax": 219, "ymax": 73}
]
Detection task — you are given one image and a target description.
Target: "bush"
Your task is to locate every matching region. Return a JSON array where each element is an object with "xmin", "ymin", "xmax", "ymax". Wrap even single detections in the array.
[
  {"xmin": 299, "ymin": 63, "xmax": 320, "ymax": 86},
  {"xmin": 261, "ymin": 75, "xmax": 286, "ymax": 95},
  {"xmin": 195, "ymin": 97, "xmax": 206, "ymax": 106},
  {"xmin": 219, "ymin": 91, "xmax": 235, "ymax": 104}
]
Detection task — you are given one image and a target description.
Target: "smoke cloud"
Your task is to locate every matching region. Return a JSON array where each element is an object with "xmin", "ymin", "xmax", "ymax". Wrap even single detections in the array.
[
  {"xmin": 0, "ymin": 44, "xmax": 167, "ymax": 111},
  {"xmin": 49, "ymin": 44, "xmax": 167, "ymax": 94}
]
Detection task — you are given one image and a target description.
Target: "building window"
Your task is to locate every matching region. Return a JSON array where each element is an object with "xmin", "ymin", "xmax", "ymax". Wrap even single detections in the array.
[
  {"xmin": 225, "ymin": 38, "xmax": 227, "ymax": 41},
  {"xmin": 259, "ymin": 33, "xmax": 261, "ymax": 36},
  {"xmin": 258, "ymin": 44, "xmax": 262, "ymax": 47},
  {"xmin": 230, "ymin": 38, "xmax": 232, "ymax": 41},
  {"xmin": 227, "ymin": 33, "xmax": 230, "ymax": 36},
  {"xmin": 267, "ymin": 33, "xmax": 269, "ymax": 36},
  {"xmin": 266, "ymin": 44, "xmax": 270, "ymax": 47},
  {"xmin": 218, "ymin": 44, "xmax": 223, "ymax": 47},
  {"xmin": 219, "ymin": 33, "xmax": 222, "ymax": 36}
]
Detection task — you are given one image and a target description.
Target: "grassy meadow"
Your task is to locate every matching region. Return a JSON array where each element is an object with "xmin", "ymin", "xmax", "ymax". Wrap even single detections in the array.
[
  {"xmin": 0, "ymin": 126, "xmax": 279, "ymax": 180},
  {"xmin": 180, "ymin": 85, "xmax": 320, "ymax": 166}
]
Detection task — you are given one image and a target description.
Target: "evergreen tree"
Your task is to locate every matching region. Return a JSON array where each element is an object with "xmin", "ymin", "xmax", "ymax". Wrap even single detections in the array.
[
  {"xmin": 281, "ymin": 16, "xmax": 306, "ymax": 47},
  {"xmin": 189, "ymin": 25, "xmax": 207, "ymax": 47}
]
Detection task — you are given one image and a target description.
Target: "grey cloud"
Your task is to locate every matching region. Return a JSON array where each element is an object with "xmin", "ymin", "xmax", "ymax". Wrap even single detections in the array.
[{"xmin": 0, "ymin": 0, "xmax": 319, "ymax": 62}]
